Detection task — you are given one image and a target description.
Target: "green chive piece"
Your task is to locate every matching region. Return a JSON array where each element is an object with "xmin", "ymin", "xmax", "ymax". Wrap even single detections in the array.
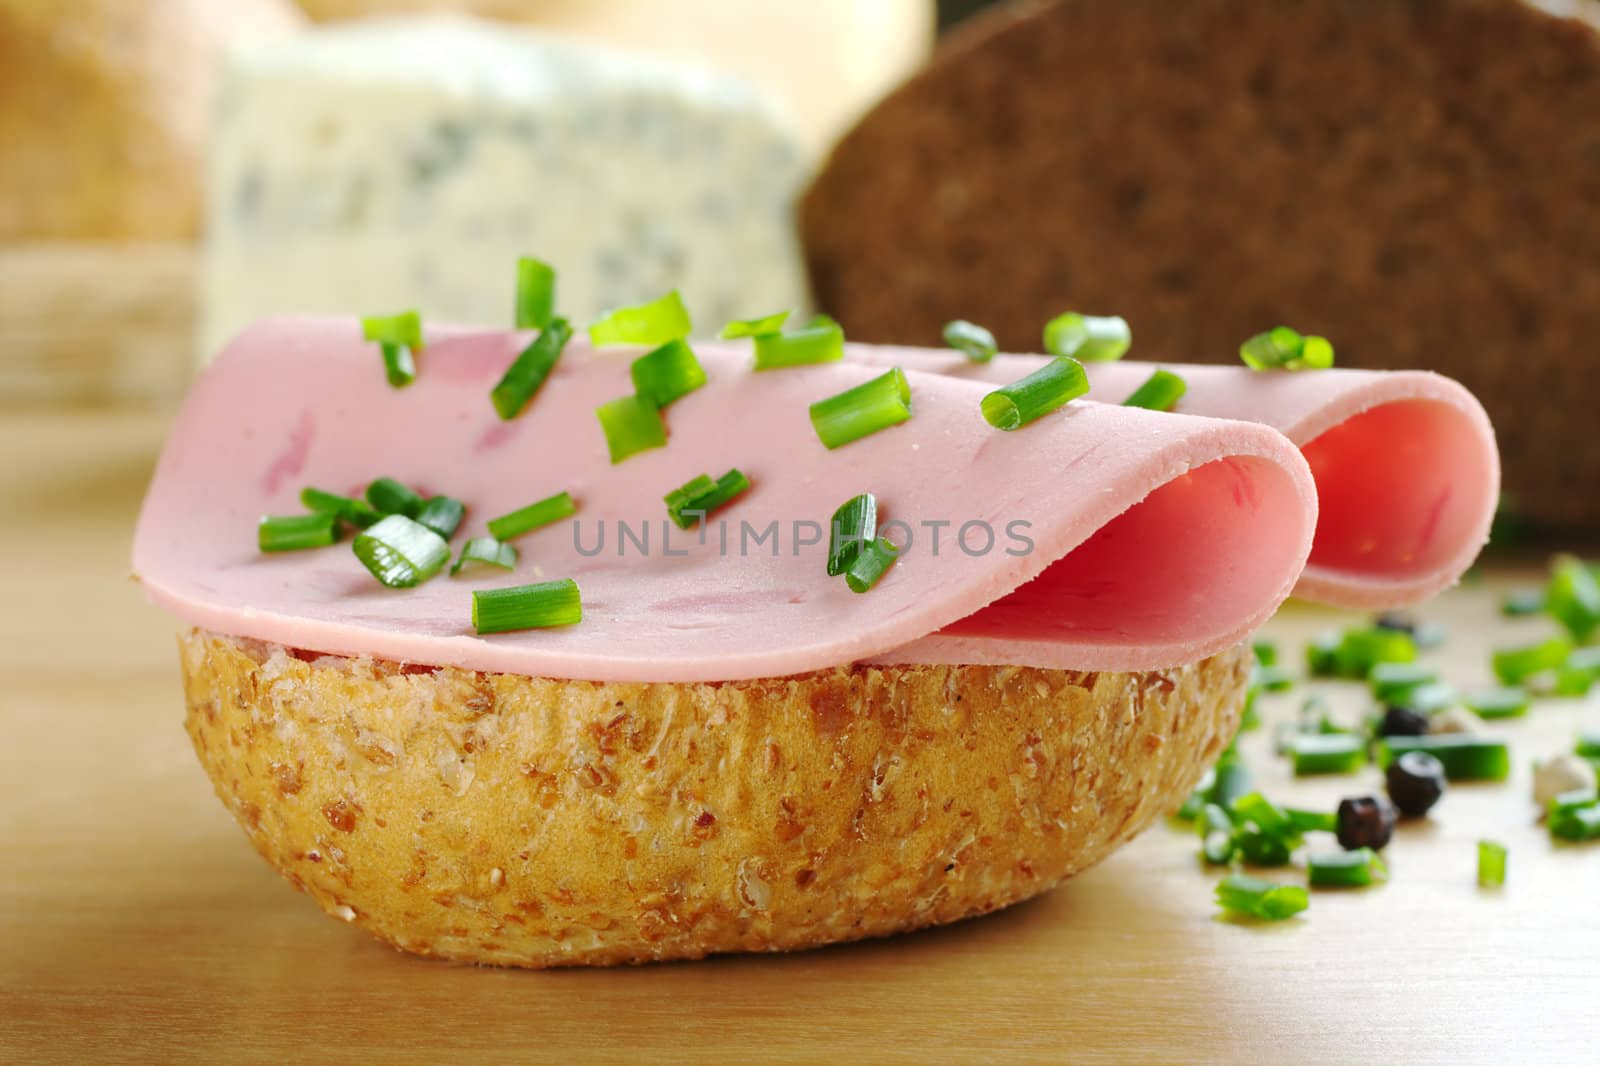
[
  {"xmin": 486, "ymin": 491, "xmax": 577, "ymax": 541},
  {"xmin": 1501, "ymin": 588, "xmax": 1547, "ymax": 616},
  {"xmin": 1377, "ymin": 735, "xmax": 1511, "ymax": 781},
  {"xmin": 664, "ymin": 469, "xmax": 751, "ymax": 530},
  {"xmin": 1239, "ymin": 682, "xmax": 1262, "ymax": 731},
  {"xmin": 514, "ymin": 256, "xmax": 556, "ymax": 330},
  {"xmin": 1568, "ymin": 646, "xmax": 1600, "ymax": 675},
  {"xmin": 471, "ymin": 578, "xmax": 582, "ymax": 633},
  {"xmin": 1214, "ymin": 874, "xmax": 1308, "ymax": 921},
  {"xmin": 630, "ymin": 339, "xmax": 707, "ymax": 408},
  {"xmin": 491, "ymin": 318, "xmax": 573, "ymax": 420},
  {"xmin": 1550, "ymin": 803, "xmax": 1600, "ymax": 842},
  {"xmin": 719, "ymin": 310, "xmax": 791, "ymax": 339},
  {"xmin": 1405, "ymin": 681, "xmax": 1460, "ymax": 714},
  {"xmin": 365, "ymin": 476, "xmax": 424, "ymax": 519},
  {"xmin": 379, "ymin": 342, "xmax": 417, "ymax": 387},
  {"xmin": 943, "ymin": 319, "xmax": 998, "ymax": 363},
  {"xmin": 1477, "ymin": 840, "xmax": 1507, "ymax": 887},
  {"xmin": 1548, "ymin": 788, "xmax": 1598, "ymax": 818},
  {"xmin": 1254, "ymin": 665, "xmax": 1294, "ymax": 693},
  {"xmin": 300, "ymin": 487, "xmax": 380, "ymax": 529},
  {"xmin": 1285, "ymin": 807, "xmax": 1338, "ymax": 834},
  {"xmin": 450, "ymin": 536, "xmax": 518, "ymax": 575},
  {"xmin": 587, "ymin": 290, "xmax": 691, "ymax": 347},
  {"xmin": 809, "ymin": 368, "xmax": 913, "ymax": 448},
  {"xmin": 753, "ymin": 321, "xmax": 846, "ymax": 370},
  {"xmin": 362, "ymin": 310, "xmax": 423, "ymax": 348},
  {"xmin": 1463, "ymin": 685, "xmax": 1530, "ymax": 720},
  {"xmin": 845, "ymin": 536, "xmax": 900, "ymax": 593},
  {"xmin": 1290, "ymin": 733, "xmax": 1367, "ymax": 775},
  {"xmin": 1200, "ymin": 803, "xmax": 1236, "ymax": 865},
  {"xmin": 1253, "ymin": 640, "xmax": 1279, "ymax": 667},
  {"xmin": 1545, "ymin": 556, "xmax": 1600, "ymax": 641},
  {"xmin": 259, "ymin": 512, "xmax": 338, "ymax": 553},
  {"xmin": 415, "ymin": 495, "xmax": 465, "ymax": 540},
  {"xmin": 1234, "ymin": 826, "xmax": 1294, "ymax": 866},
  {"xmin": 1578, "ymin": 731, "xmax": 1600, "ymax": 759},
  {"xmin": 1322, "ymin": 626, "xmax": 1418, "ymax": 679},
  {"xmin": 1239, "ymin": 325, "xmax": 1335, "ymax": 371},
  {"xmin": 1306, "ymin": 631, "xmax": 1341, "ymax": 676},
  {"xmin": 1043, "ymin": 312, "xmax": 1131, "ymax": 362},
  {"xmin": 352, "ymin": 514, "xmax": 450, "ymax": 588},
  {"xmin": 595, "ymin": 394, "xmax": 667, "ymax": 463},
  {"xmin": 1555, "ymin": 667, "xmax": 1596, "ymax": 697},
  {"xmin": 826, "ymin": 493, "xmax": 878, "ymax": 577},
  {"xmin": 1370, "ymin": 662, "xmax": 1439, "ymax": 703},
  {"xmin": 1308, "ymin": 848, "xmax": 1387, "ymax": 888},
  {"xmin": 1229, "ymin": 792, "xmax": 1297, "ymax": 841},
  {"xmin": 1492, "ymin": 636, "xmax": 1574, "ymax": 685},
  {"xmin": 1206, "ymin": 756, "xmax": 1254, "ymax": 811},
  {"xmin": 980, "ymin": 356, "xmax": 1089, "ymax": 430},
  {"xmin": 1122, "ymin": 368, "xmax": 1187, "ymax": 411}
]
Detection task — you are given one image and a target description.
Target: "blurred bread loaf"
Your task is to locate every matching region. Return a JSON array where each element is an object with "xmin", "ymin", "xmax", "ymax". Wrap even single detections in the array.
[
  {"xmin": 0, "ymin": 0, "xmax": 303, "ymax": 240},
  {"xmin": 801, "ymin": 0, "xmax": 1600, "ymax": 530}
]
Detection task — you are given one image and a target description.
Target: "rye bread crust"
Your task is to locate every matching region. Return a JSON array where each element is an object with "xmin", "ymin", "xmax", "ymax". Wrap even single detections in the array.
[{"xmin": 181, "ymin": 630, "xmax": 1247, "ymax": 967}]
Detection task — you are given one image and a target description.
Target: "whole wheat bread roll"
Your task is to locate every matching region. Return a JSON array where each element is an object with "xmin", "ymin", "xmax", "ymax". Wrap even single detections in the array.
[
  {"xmin": 181, "ymin": 631, "xmax": 1247, "ymax": 967},
  {"xmin": 0, "ymin": 0, "xmax": 303, "ymax": 240},
  {"xmin": 801, "ymin": 0, "xmax": 1600, "ymax": 530}
]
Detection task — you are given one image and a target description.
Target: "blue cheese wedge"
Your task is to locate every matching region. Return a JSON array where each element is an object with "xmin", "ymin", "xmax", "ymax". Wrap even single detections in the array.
[{"xmin": 200, "ymin": 16, "xmax": 811, "ymax": 355}]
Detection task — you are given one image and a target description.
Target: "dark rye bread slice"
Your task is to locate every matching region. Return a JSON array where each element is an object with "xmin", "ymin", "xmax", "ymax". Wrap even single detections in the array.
[{"xmin": 802, "ymin": 0, "xmax": 1600, "ymax": 530}]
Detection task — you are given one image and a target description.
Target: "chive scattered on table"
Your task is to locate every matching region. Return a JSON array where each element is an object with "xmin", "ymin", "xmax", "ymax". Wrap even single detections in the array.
[
  {"xmin": 1477, "ymin": 840, "xmax": 1507, "ymax": 886},
  {"xmin": 1290, "ymin": 733, "xmax": 1366, "ymax": 775},
  {"xmin": 1463, "ymin": 685, "xmax": 1529, "ymax": 720},
  {"xmin": 1308, "ymin": 847, "xmax": 1387, "ymax": 888},
  {"xmin": 1214, "ymin": 874, "xmax": 1308, "ymax": 921},
  {"xmin": 1492, "ymin": 636, "xmax": 1573, "ymax": 685},
  {"xmin": 1378, "ymin": 735, "xmax": 1511, "ymax": 781}
]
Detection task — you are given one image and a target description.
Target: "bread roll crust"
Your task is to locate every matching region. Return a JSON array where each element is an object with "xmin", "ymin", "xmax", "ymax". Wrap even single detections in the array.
[{"xmin": 181, "ymin": 630, "xmax": 1246, "ymax": 967}]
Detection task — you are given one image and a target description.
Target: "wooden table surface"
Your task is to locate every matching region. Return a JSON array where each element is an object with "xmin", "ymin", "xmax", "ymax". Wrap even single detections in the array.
[{"xmin": 4, "ymin": 412, "xmax": 1597, "ymax": 1065}]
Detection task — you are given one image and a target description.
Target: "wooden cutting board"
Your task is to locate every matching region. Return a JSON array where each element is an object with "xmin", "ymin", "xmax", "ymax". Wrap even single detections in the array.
[
  {"xmin": 0, "ymin": 243, "xmax": 197, "ymax": 409},
  {"xmin": 3, "ymin": 411, "xmax": 1597, "ymax": 1065}
]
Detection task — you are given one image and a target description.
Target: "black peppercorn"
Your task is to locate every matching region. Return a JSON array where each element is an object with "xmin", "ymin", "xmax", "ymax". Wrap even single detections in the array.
[
  {"xmin": 1378, "ymin": 705, "xmax": 1430, "ymax": 738},
  {"xmin": 1374, "ymin": 612, "xmax": 1416, "ymax": 635},
  {"xmin": 1386, "ymin": 750, "xmax": 1448, "ymax": 817},
  {"xmin": 1337, "ymin": 795, "xmax": 1397, "ymax": 850}
]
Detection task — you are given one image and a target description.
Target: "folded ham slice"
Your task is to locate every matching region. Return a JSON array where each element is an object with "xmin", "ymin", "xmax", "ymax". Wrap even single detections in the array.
[
  {"xmin": 846, "ymin": 347, "xmax": 1497, "ymax": 608},
  {"xmin": 133, "ymin": 317, "xmax": 1319, "ymax": 682}
]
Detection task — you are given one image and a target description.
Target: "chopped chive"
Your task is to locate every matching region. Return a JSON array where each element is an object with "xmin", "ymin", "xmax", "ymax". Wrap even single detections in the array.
[
  {"xmin": 1369, "ymin": 662, "xmax": 1439, "ymax": 703},
  {"xmin": 491, "ymin": 318, "xmax": 573, "ymax": 420},
  {"xmin": 980, "ymin": 356, "xmax": 1089, "ymax": 430},
  {"xmin": 379, "ymin": 342, "xmax": 417, "ymax": 387},
  {"xmin": 472, "ymin": 578, "xmax": 582, "ymax": 633},
  {"xmin": 664, "ymin": 468, "xmax": 751, "ymax": 529},
  {"xmin": 588, "ymin": 290, "xmax": 691, "ymax": 347},
  {"xmin": 365, "ymin": 476, "xmax": 424, "ymax": 519},
  {"xmin": 1317, "ymin": 626, "xmax": 1417, "ymax": 679},
  {"xmin": 1122, "ymin": 368, "xmax": 1187, "ymax": 411},
  {"xmin": 1285, "ymin": 807, "xmax": 1338, "ymax": 834},
  {"xmin": 1207, "ymin": 756, "xmax": 1253, "ymax": 810},
  {"xmin": 1476, "ymin": 840, "xmax": 1507, "ymax": 886},
  {"xmin": 1550, "ymin": 803, "xmax": 1600, "ymax": 842},
  {"xmin": 1548, "ymin": 788, "xmax": 1597, "ymax": 818},
  {"xmin": 300, "ymin": 487, "xmax": 380, "ymax": 529},
  {"xmin": 809, "ymin": 367, "xmax": 913, "ymax": 448},
  {"xmin": 451, "ymin": 536, "xmax": 518, "ymax": 575},
  {"xmin": 1308, "ymin": 848, "xmax": 1387, "ymax": 888},
  {"xmin": 630, "ymin": 339, "xmax": 707, "ymax": 408},
  {"xmin": 1545, "ymin": 556, "xmax": 1600, "ymax": 640},
  {"xmin": 1377, "ymin": 735, "xmax": 1511, "ymax": 781},
  {"xmin": 1043, "ymin": 312, "xmax": 1131, "ymax": 362},
  {"xmin": 754, "ymin": 321, "xmax": 845, "ymax": 370},
  {"xmin": 1214, "ymin": 874, "xmax": 1308, "ymax": 921},
  {"xmin": 1201, "ymin": 809, "xmax": 1236, "ymax": 865},
  {"xmin": 1463, "ymin": 685, "xmax": 1529, "ymax": 720},
  {"xmin": 1229, "ymin": 792, "xmax": 1296, "ymax": 841},
  {"xmin": 1254, "ymin": 665, "xmax": 1294, "ymax": 693},
  {"xmin": 1500, "ymin": 588, "xmax": 1546, "ymax": 616},
  {"xmin": 1578, "ymin": 731, "xmax": 1600, "ymax": 759},
  {"xmin": 1239, "ymin": 325, "xmax": 1335, "ymax": 370},
  {"xmin": 1492, "ymin": 636, "xmax": 1574, "ymax": 685},
  {"xmin": 1239, "ymin": 682, "xmax": 1262, "ymax": 731},
  {"xmin": 1290, "ymin": 733, "xmax": 1367, "ymax": 775},
  {"xmin": 1235, "ymin": 825, "xmax": 1293, "ymax": 866},
  {"xmin": 514, "ymin": 256, "xmax": 556, "ymax": 331},
  {"xmin": 1253, "ymin": 640, "xmax": 1278, "ymax": 667},
  {"xmin": 1557, "ymin": 668, "xmax": 1597, "ymax": 697},
  {"xmin": 827, "ymin": 493, "xmax": 878, "ymax": 576},
  {"xmin": 352, "ymin": 514, "xmax": 450, "ymax": 588},
  {"xmin": 1568, "ymin": 646, "xmax": 1600, "ymax": 675},
  {"xmin": 362, "ymin": 310, "xmax": 422, "ymax": 348},
  {"xmin": 1404, "ymin": 681, "xmax": 1459, "ymax": 714},
  {"xmin": 486, "ymin": 491, "xmax": 577, "ymax": 541},
  {"xmin": 719, "ymin": 310, "xmax": 791, "ymax": 339},
  {"xmin": 259, "ymin": 512, "xmax": 338, "ymax": 553},
  {"xmin": 845, "ymin": 536, "xmax": 900, "ymax": 593},
  {"xmin": 942, "ymin": 319, "xmax": 998, "ymax": 363},
  {"xmin": 415, "ymin": 495, "xmax": 465, "ymax": 539},
  {"xmin": 595, "ymin": 394, "xmax": 667, "ymax": 463},
  {"xmin": 1306, "ymin": 631, "xmax": 1341, "ymax": 676}
]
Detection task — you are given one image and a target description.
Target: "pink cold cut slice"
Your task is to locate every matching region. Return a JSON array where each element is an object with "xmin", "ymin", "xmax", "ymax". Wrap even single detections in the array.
[
  {"xmin": 842, "ymin": 345, "xmax": 1499, "ymax": 609},
  {"xmin": 132, "ymin": 316, "xmax": 1317, "ymax": 682}
]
